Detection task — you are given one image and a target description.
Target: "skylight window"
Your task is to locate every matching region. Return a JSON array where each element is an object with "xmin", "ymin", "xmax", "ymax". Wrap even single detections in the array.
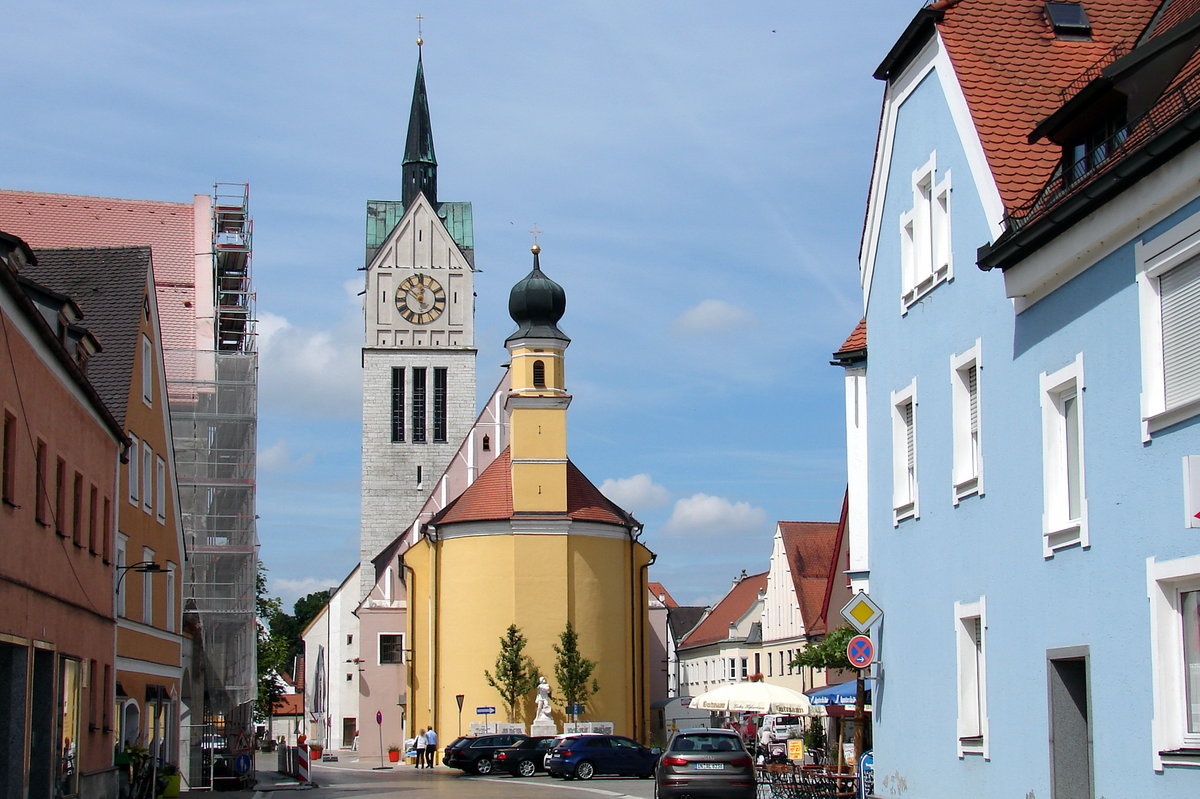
[{"xmin": 1046, "ymin": 2, "xmax": 1092, "ymax": 39}]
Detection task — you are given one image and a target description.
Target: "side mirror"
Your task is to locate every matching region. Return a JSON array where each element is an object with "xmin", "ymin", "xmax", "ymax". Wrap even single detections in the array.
[{"xmin": 650, "ymin": 747, "xmax": 662, "ymax": 755}]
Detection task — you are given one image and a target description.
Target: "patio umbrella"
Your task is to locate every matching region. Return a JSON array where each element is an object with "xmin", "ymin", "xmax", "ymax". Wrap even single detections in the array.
[{"xmin": 689, "ymin": 680, "xmax": 814, "ymax": 715}]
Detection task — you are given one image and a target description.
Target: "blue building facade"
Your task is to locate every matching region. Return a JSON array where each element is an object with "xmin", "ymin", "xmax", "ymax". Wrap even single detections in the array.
[{"xmin": 851, "ymin": 3, "xmax": 1200, "ymax": 797}]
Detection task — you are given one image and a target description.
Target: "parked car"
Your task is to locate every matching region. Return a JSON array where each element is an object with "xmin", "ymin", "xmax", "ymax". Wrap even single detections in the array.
[
  {"xmin": 654, "ymin": 728, "xmax": 756, "ymax": 799},
  {"xmin": 495, "ymin": 735, "xmax": 556, "ymax": 777},
  {"xmin": 441, "ymin": 733, "xmax": 527, "ymax": 775},
  {"xmin": 545, "ymin": 734, "xmax": 659, "ymax": 780}
]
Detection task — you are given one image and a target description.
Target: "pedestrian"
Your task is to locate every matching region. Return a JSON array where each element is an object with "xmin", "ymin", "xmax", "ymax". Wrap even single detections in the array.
[
  {"xmin": 414, "ymin": 727, "xmax": 427, "ymax": 767},
  {"xmin": 424, "ymin": 727, "xmax": 438, "ymax": 768}
]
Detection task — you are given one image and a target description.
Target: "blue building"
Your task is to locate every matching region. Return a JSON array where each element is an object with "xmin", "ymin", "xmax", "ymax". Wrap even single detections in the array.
[{"xmin": 842, "ymin": 2, "xmax": 1200, "ymax": 796}]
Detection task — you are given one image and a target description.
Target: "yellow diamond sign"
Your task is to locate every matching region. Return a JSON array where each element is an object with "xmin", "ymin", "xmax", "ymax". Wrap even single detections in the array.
[{"xmin": 840, "ymin": 592, "xmax": 883, "ymax": 633}]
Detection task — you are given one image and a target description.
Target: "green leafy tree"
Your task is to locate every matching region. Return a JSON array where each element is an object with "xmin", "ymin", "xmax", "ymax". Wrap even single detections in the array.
[
  {"xmin": 791, "ymin": 625, "xmax": 855, "ymax": 672},
  {"xmin": 255, "ymin": 564, "xmax": 289, "ymax": 724},
  {"xmin": 552, "ymin": 621, "xmax": 598, "ymax": 719},
  {"xmin": 484, "ymin": 625, "xmax": 542, "ymax": 722}
]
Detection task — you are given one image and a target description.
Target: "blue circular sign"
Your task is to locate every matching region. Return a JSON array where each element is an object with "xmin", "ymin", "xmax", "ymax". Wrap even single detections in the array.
[
  {"xmin": 846, "ymin": 634, "xmax": 874, "ymax": 668},
  {"xmin": 234, "ymin": 753, "xmax": 252, "ymax": 775}
]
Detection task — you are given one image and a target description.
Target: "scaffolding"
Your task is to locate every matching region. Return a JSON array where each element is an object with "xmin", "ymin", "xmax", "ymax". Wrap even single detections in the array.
[{"xmin": 169, "ymin": 183, "xmax": 258, "ymax": 788}]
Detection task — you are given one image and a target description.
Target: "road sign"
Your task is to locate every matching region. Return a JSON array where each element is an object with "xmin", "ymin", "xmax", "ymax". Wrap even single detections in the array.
[
  {"xmin": 846, "ymin": 634, "xmax": 875, "ymax": 669},
  {"xmin": 456, "ymin": 694, "xmax": 465, "ymax": 712},
  {"xmin": 234, "ymin": 753, "xmax": 252, "ymax": 775},
  {"xmin": 476, "ymin": 706, "xmax": 496, "ymax": 715},
  {"xmin": 567, "ymin": 703, "xmax": 584, "ymax": 715},
  {"xmin": 840, "ymin": 591, "xmax": 883, "ymax": 633},
  {"xmin": 376, "ymin": 711, "xmax": 382, "ymax": 725}
]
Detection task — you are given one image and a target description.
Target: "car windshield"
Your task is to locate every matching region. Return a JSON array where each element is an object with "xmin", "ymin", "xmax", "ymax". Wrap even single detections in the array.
[{"xmin": 670, "ymin": 734, "xmax": 742, "ymax": 752}]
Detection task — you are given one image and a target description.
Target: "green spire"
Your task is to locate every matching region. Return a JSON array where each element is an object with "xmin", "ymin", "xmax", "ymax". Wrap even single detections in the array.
[{"xmin": 403, "ymin": 47, "xmax": 438, "ymax": 207}]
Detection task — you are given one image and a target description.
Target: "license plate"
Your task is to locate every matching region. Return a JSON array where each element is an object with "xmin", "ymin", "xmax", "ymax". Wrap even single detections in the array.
[{"xmin": 695, "ymin": 763, "xmax": 724, "ymax": 770}]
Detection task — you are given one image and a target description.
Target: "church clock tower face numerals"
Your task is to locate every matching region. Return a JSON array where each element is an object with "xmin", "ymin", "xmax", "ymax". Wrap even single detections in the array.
[{"xmin": 396, "ymin": 273, "xmax": 447, "ymax": 324}]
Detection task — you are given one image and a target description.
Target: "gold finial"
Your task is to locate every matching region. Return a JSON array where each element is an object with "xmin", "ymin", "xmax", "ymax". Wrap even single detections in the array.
[
  {"xmin": 416, "ymin": 13, "xmax": 424, "ymax": 47},
  {"xmin": 530, "ymin": 224, "xmax": 542, "ymax": 254}
]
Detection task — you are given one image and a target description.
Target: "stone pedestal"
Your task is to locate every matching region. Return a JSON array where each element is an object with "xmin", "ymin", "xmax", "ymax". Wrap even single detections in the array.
[{"xmin": 530, "ymin": 720, "xmax": 558, "ymax": 737}]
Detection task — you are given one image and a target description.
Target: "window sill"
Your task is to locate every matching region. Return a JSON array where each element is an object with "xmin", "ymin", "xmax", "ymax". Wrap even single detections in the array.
[
  {"xmin": 958, "ymin": 736, "xmax": 985, "ymax": 758},
  {"xmin": 1044, "ymin": 523, "xmax": 1082, "ymax": 555},
  {"xmin": 1145, "ymin": 396, "xmax": 1200, "ymax": 437},
  {"xmin": 893, "ymin": 502, "xmax": 917, "ymax": 526},
  {"xmin": 1158, "ymin": 747, "xmax": 1200, "ymax": 767},
  {"xmin": 901, "ymin": 268, "xmax": 950, "ymax": 313},
  {"xmin": 954, "ymin": 476, "xmax": 980, "ymax": 504}
]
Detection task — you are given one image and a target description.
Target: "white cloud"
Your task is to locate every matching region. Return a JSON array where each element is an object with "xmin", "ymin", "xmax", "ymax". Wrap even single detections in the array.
[
  {"xmin": 671, "ymin": 299, "xmax": 757, "ymax": 335},
  {"xmin": 662, "ymin": 493, "xmax": 769, "ymax": 538},
  {"xmin": 599, "ymin": 473, "xmax": 670, "ymax": 513},
  {"xmin": 271, "ymin": 576, "xmax": 339, "ymax": 613},
  {"xmin": 258, "ymin": 439, "xmax": 315, "ymax": 473},
  {"xmin": 258, "ymin": 312, "xmax": 361, "ymax": 419}
]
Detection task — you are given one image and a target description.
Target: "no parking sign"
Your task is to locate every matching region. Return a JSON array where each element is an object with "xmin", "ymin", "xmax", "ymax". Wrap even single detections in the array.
[{"xmin": 846, "ymin": 634, "xmax": 875, "ymax": 669}]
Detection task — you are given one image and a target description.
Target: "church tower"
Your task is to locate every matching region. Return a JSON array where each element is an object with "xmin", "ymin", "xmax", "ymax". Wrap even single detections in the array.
[
  {"xmin": 403, "ymin": 247, "xmax": 655, "ymax": 741},
  {"xmin": 359, "ymin": 42, "xmax": 477, "ymax": 599}
]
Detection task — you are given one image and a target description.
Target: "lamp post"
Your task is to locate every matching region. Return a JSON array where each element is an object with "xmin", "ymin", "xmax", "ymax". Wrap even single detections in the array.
[{"xmin": 116, "ymin": 560, "xmax": 164, "ymax": 594}]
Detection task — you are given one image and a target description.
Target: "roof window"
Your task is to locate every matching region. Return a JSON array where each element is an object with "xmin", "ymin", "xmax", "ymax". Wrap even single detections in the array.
[{"xmin": 1046, "ymin": 2, "xmax": 1092, "ymax": 39}]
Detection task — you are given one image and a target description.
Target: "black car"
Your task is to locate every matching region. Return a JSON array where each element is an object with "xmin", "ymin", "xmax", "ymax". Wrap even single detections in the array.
[
  {"xmin": 494, "ymin": 735, "xmax": 557, "ymax": 777},
  {"xmin": 545, "ymin": 734, "xmax": 660, "ymax": 780},
  {"xmin": 442, "ymin": 733, "xmax": 527, "ymax": 775}
]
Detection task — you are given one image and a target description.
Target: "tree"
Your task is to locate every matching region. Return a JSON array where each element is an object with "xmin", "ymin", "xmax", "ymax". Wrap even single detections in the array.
[
  {"xmin": 483, "ymin": 625, "xmax": 541, "ymax": 723},
  {"xmin": 552, "ymin": 621, "xmax": 598, "ymax": 720},
  {"xmin": 255, "ymin": 564, "xmax": 289, "ymax": 724},
  {"xmin": 791, "ymin": 625, "xmax": 854, "ymax": 672}
]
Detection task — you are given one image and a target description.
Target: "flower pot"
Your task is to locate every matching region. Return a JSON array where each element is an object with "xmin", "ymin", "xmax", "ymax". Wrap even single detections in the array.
[
  {"xmin": 388, "ymin": 750, "xmax": 400, "ymax": 762},
  {"xmin": 158, "ymin": 773, "xmax": 181, "ymax": 798}
]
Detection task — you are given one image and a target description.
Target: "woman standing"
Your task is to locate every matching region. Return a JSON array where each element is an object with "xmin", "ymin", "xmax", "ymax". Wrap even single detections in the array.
[{"xmin": 414, "ymin": 727, "xmax": 427, "ymax": 768}]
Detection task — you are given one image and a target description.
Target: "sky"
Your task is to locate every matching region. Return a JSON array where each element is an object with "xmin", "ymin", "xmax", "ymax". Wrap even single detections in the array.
[{"xmin": 4, "ymin": 1, "xmax": 923, "ymax": 610}]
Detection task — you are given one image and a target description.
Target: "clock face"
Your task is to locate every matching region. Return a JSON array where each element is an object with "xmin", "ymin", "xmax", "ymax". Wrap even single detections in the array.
[{"xmin": 396, "ymin": 273, "xmax": 446, "ymax": 324}]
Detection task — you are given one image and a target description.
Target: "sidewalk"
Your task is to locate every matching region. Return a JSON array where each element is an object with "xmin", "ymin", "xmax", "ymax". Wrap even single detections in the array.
[{"xmin": 177, "ymin": 751, "xmax": 313, "ymax": 797}]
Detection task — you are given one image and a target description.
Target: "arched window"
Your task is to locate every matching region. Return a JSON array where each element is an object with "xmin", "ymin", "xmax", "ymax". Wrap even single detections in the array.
[{"xmin": 533, "ymin": 360, "xmax": 546, "ymax": 388}]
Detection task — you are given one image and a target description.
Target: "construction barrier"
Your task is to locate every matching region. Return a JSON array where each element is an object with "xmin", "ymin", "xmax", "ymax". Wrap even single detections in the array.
[{"xmin": 297, "ymin": 743, "xmax": 310, "ymax": 783}]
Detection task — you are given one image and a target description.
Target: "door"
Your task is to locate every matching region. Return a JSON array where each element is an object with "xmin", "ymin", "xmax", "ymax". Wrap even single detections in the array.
[
  {"xmin": 343, "ymin": 718, "xmax": 356, "ymax": 749},
  {"xmin": 1048, "ymin": 650, "xmax": 1092, "ymax": 799}
]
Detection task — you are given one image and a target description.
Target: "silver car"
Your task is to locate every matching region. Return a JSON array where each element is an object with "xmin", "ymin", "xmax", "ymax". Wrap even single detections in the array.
[{"xmin": 654, "ymin": 728, "xmax": 756, "ymax": 799}]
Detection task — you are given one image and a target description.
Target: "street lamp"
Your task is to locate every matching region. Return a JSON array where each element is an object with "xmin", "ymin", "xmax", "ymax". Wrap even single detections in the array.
[{"xmin": 116, "ymin": 561, "xmax": 163, "ymax": 594}]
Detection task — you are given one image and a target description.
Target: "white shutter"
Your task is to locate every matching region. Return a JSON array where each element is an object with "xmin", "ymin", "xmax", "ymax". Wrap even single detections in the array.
[{"xmin": 1162, "ymin": 255, "xmax": 1200, "ymax": 407}]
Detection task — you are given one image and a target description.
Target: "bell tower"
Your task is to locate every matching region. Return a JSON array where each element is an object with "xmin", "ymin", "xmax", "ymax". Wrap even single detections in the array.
[{"xmin": 359, "ymin": 40, "xmax": 477, "ymax": 599}]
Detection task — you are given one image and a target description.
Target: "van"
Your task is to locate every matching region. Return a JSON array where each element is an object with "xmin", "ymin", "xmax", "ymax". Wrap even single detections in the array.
[{"xmin": 756, "ymin": 714, "xmax": 802, "ymax": 744}]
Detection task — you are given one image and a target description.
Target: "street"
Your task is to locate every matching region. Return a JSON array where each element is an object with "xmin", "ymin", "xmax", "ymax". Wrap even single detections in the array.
[{"xmin": 311, "ymin": 760, "xmax": 657, "ymax": 799}]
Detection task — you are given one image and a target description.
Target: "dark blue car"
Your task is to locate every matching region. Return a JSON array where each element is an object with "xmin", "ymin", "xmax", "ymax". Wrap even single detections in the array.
[{"xmin": 545, "ymin": 734, "xmax": 659, "ymax": 780}]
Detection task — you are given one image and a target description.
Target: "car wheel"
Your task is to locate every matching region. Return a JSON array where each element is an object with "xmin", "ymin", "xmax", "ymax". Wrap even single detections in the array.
[
  {"xmin": 517, "ymin": 759, "xmax": 537, "ymax": 778},
  {"xmin": 575, "ymin": 761, "xmax": 595, "ymax": 781},
  {"xmin": 474, "ymin": 758, "xmax": 493, "ymax": 775}
]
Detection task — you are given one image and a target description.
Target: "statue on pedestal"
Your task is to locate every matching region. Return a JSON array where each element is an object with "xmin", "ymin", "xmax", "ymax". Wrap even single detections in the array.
[{"xmin": 535, "ymin": 676, "xmax": 552, "ymax": 723}]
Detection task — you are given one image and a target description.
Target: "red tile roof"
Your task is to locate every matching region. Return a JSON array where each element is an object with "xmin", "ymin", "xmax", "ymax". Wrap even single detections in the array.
[
  {"xmin": 0, "ymin": 190, "xmax": 203, "ymax": 353},
  {"xmin": 680, "ymin": 571, "xmax": 768, "ymax": 649},
  {"xmin": 649, "ymin": 582, "xmax": 679, "ymax": 608},
  {"xmin": 779, "ymin": 519, "xmax": 841, "ymax": 637},
  {"xmin": 272, "ymin": 694, "xmax": 303, "ymax": 716},
  {"xmin": 936, "ymin": 0, "xmax": 1160, "ymax": 212},
  {"xmin": 430, "ymin": 448, "xmax": 638, "ymax": 528},
  {"xmin": 833, "ymin": 318, "xmax": 867, "ymax": 359}
]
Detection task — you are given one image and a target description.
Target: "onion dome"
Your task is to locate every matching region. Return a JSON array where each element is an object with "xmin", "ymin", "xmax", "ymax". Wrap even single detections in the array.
[{"xmin": 506, "ymin": 244, "xmax": 569, "ymax": 344}]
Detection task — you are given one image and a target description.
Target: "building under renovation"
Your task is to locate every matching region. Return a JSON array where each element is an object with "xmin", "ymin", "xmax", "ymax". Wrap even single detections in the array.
[{"xmin": 0, "ymin": 185, "xmax": 260, "ymax": 788}]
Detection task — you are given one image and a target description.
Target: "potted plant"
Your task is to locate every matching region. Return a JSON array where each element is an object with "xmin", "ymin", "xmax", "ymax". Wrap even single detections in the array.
[
  {"xmin": 387, "ymin": 745, "xmax": 400, "ymax": 763},
  {"xmin": 157, "ymin": 763, "xmax": 180, "ymax": 798}
]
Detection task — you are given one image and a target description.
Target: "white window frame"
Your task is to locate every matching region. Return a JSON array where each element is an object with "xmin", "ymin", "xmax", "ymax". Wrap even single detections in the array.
[
  {"xmin": 141, "ymin": 334, "xmax": 153, "ymax": 406},
  {"xmin": 1137, "ymin": 212, "xmax": 1200, "ymax": 439},
  {"xmin": 128, "ymin": 435, "xmax": 139, "ymax": 506},
  {"xmin": 1185, "ymin": 456, "xmax": 1200, "ymax": 529},
  {"xmin": 142, "ymin": 546, "xmax": 155, "ymax": 625},
  {"xmin": 155, "ymin": 456, "xmax": 166, "ymax": 523},
  {"xmin": 1147, "ymin": 553, "xmax": 1200, "ymax": 769},
  {"xmin": 900, "ymin": 153, "xmax": 953, "ymax": 312},
  {"xmin": 1040, "ymin": 354, "xmax": 1087, "ymax": 555},
  {"xmin": 115, "ymin": 535, "xmax": 128, "ymax": 617},
  {"xmin": 142, "ymin": 444, "xmax": 153, "ymax": 514},
  {"xmin": 891, "ymin": 379, "xmax": 919, "ymax": 524},
  {"xmin": 951, "ymin": 340, "xmax": 984, "ymax": 504},
  {"xmin": 165, "ymin": 562, "xmax": 176, "ymax": 633},
  {"xmin": 955, "ymin": 597, "xmax": 989, "ymax": 759}
]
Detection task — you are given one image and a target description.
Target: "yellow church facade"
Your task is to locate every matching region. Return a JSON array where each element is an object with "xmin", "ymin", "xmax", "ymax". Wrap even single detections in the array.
[{"xmin": 404, "ymin": 247, "xmax": 655, "ymax": 741}]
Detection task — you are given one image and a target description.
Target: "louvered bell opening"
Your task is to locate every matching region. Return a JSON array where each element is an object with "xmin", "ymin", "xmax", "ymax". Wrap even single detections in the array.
[{"xmin": 1046, "ymin": 2, "xmax": 1092, "ymax": 40}]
